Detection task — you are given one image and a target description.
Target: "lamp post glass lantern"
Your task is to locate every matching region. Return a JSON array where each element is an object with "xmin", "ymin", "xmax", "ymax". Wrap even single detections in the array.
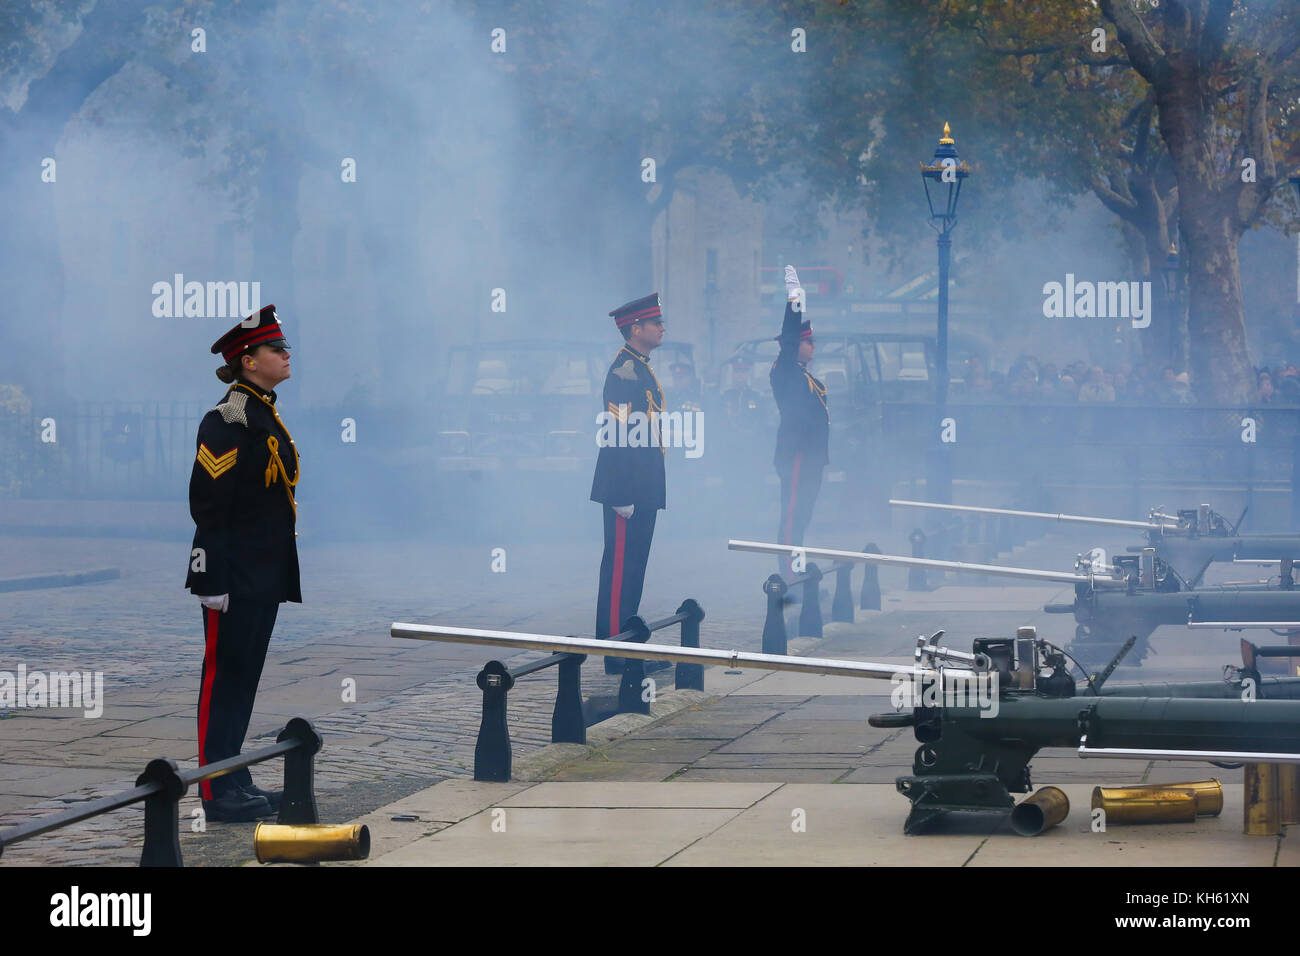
[
  {"xmin": 1161, "ymin": 245, "xmax": 1180, "ymax": 298},
  {"xmin": 919, "ymin": 122, "xmax": 971, "ymax": 504}
]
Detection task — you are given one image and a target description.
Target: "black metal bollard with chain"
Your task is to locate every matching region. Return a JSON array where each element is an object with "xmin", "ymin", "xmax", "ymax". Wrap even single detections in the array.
[
  {"xmin": 138, "ymin": 758, "xmax": 185, "ymax": 867},
  {"xmin": 473, "ymin": 661, "xmax": 515, "ymax": 782},
  {"xmin": 675, "ymin": 599, "xmax": 706, "ymax": 691},
  {"xmin": 797, "ymin": 562, "xmax": 824, "ymax": 638},
  {"xmin": 831, "ymin": 562, "xmax": 854, "ymax": 623},
  {"xmin": 860, "ymin": 541, "xmax": 882, "ymax": 610},
  {"xmin": 278, "ymin": 717, "xmax": 323, "ymax": 825},
  {"xmin": 617, "ymin": 616, "xmax": 653, "ymax": 714},
  {"xmin": 908, "ymin": 528, "xmax": 928, "ymax": 590},
  {"xmin": 552, "ymin": 654, "xmax": 586, "ymax": 744},
  {"xmin": 762, "ymin": 574, "xmax": 788, "ymax": 655}
]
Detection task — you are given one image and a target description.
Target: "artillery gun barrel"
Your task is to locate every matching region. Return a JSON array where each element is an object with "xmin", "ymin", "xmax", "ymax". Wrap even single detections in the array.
[
  {"xmin": 390, "ymin": 622, "xmax": 982, "ymax": 683},
  {"xmin": 1186, "ymin": 621, "xmax": 1300, "ymax": 630},
  {"xmin": 956, "ymin": 695, "xmax": 1300, "ymax": 757},
  {"xmin": 726, "ymin": 539, "xmax": 1119, "ymax": 587},
  {"xmin": 1100, "ymin": 677, "xmax": 1300, "ymax": 699},
  {"xmin": 889, "ymin": 499, "xmax": 1170, "ymax": 532}
]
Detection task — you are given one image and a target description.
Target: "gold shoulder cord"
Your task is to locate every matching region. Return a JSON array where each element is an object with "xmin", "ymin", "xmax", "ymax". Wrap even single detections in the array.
[
  {"xmin": 805, "ymin": 369, "xmax": 828, "ymax": 412},
  {"xmin": 620, "ymin": 348, "xmax": 668, "ymax": 456},
  {"xmin": 235, "ymin": 384, "xmax": 300, "ymax": 522}
]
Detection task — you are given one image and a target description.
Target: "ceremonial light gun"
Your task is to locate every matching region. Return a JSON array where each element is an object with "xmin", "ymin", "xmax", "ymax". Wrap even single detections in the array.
[
  {"xmin": 391, "ymin": 620, "xmax": 1300, "ymax": 834},
  {"xmin": 891, "ymin": 498, "xmax": 1300, "ymax": 586},
  {"xmin": 728, "ymin": 538, "xmax": 1300, "ymax": 668}
]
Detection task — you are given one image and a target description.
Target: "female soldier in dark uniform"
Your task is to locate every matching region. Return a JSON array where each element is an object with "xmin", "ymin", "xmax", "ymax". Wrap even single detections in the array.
[{"xmin": 185, "ymin": 305, "xmax": 300, "ymax": 822}]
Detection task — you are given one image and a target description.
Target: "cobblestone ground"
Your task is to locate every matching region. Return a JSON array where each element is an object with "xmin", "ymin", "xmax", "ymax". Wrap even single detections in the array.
[
  {"xmin": 0, "ymin": 518, "xmax": 824, "ymax": 866},
  {"xmin": 3, "ymin": 507, "xmax": 1201, "ymax": 867}
]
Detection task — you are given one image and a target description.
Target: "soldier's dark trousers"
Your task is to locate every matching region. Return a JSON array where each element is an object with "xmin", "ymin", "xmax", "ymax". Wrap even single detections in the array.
[
  {"xmin": 197, "ymin": 598, "xmax": 278, "ymax": 800},
  {"xmin": 777, "ymin": 452, "xmax": 824, "ymax": 577},
  {"xmin": 595, "ymin": 505, "xmax": 658, "ymax": 646}
]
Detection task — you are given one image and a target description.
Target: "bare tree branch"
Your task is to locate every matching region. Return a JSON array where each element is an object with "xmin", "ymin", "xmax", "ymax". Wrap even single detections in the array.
[
  {"xmin": 1199, "ymin": 0, "xmax": 1234, "ymax": 74},
  {"xmin": 1098, "ymin": 0, "xmax": 1167, "ymax": 85}
]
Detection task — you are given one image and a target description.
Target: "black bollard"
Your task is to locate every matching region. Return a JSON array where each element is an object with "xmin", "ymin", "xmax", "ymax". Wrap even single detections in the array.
[
  {"xmin": 617, "ymin": 616, "xmax": 652, "ymax": 715},
  {"xmin": 137, "ymin": 758, "xmax": 185, "ymax": 867},
  {"xmin": 552, "ymin": 654, "xmax": 586, "ymax": 744},
  {"xmin": 831, "ymin": 563, "xmax": 854, "ymax": 623},
  {"xmin": 278, "ymin": 716, "xmax": 323, "ymax": 825},
  {"xmin": 762, "ymin": 574, "xmax": 788, "ymax": 655},
  {"xmin": 675, "ymin": 599, "xmax": 705, "ymax": 691},
  {"xmin": 473, "ymin": 661, "xmax": 515, "ymax": 782},
  {"xmin": 908, "ymin": 528, "xmax": 928, "ymax": 591},
  {"xmin": 860, "ymin": 541, "xmax": 882, "ymax": 610},
  {"xmin": 798, "ymin": 562, "xmax": 824, "ymax": 638}
]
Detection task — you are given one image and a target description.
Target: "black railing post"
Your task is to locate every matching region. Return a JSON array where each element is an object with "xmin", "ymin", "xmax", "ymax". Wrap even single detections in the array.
[
  {"xmin": 675, "ymin": 599, "xmax": 705, "ymax": 691},
  {"xmin": 278, "ymin": 717, "xmax": 322, "ymax": 824},
  {"xmin": 137, "ymin": 758, "xmax": 185, "ymax": 868},
  {"xmin": 618, "ymin": 616, "xmax": 652, "ymax": 715},
  {"xmin": 860, "ymin": 541, "xmax": 881, "ymax": 610},
  {"xmin": 552, "ymin": 654, "xmax": 586, "ymax": 744},
  {"xmin": 762, "ymin": 574, "xmax": 788, "ymax": 655},
  {"xmin": 474, "ymin": 661, "xmax": 515, "ymax": 782},
  {"xmin": 831, "ymin": 562, "xmax": 854, "ymax": 623},
  {"xmin": 798, "ymin": 563, "xmax": 824, "ymax": 638},
  {"xmin": 908, "ymin": 528, "xmax": 927, "ymax": 591}
]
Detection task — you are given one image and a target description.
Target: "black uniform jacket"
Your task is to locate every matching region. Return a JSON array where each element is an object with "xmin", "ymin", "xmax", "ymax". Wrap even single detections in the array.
[
  {"xmin": 770, "ymin": 302, "xmax": 829, "ymax": 469},
  {"xmin": 185, "ymin": 382, "xmax": 301, "ymax": 603},
  {"xmin": 590, "ymin": 344, "xmax": 667, "ymax": 511}
]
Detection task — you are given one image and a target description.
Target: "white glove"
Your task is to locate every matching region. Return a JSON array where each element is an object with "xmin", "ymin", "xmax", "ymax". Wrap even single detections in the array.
[
  {"xmin": 784, "ymin": 265, "xmax": 804, "ymax": 302},
  {"xmin": 613, "ymin": 505, "xmax": 634, "ymax": 519},
  {"xmin": 198, "ymin": 594, "xmax": 229, "ymax": 613}
]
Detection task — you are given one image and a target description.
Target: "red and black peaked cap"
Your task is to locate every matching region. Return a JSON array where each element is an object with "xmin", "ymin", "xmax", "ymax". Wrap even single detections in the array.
[
  {"xmin": 775, "ymin": 318, "xmax": 813, "ymax": 344},
  {"xmin": 211, "ymin": 305, "xmax": 291, "ymax": 361},
  {"xmin": 610, "ymin": 293, "xmax": 662, "ymax": 330}
]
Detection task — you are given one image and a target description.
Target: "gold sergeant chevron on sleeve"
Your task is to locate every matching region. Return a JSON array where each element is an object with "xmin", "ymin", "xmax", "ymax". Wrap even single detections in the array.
[
  {"xmin": 607, "ymin": 402, "xmax": 628, "ymax": 423},
  {"xmin": 197, "ymin": 443, "xmax": 237, "ymax": 479}
]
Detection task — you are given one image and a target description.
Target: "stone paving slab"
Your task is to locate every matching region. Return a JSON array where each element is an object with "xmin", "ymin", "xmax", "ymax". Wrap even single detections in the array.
[
  {"xmin": 499, "ymin": 781, "xmax": 780, "ymax": 809},
  {"xmin": 374, "ymin": 807, "xmax": 745, "ymax": 867}
]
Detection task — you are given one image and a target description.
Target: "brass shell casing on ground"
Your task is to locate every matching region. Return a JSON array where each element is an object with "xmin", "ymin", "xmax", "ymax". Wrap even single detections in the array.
[
  {"xmin": 1010, "ymin": 786, "xmax": 1070, "ymax": 836},
  {"xmin": 254, "ymin": 823, "xmax": 371, "ymax": 863},
  {"xmin": 1091, "ymin": 787, "xmax": 1197, "ymax": 825},
  {"xmin": 1098, "ymin": 780, "xmax": 1223, "ymax": 817},
  {"xmin": 1280, "ymin": 765, "xmax": 1300, "ymax": 825},
  {"xmin": 1244, "ymin": 764, "xmax": 1282, "ymax": 836}
]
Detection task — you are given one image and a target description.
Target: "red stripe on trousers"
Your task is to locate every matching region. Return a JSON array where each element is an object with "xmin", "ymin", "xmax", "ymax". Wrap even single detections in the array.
[
  {"xmin": 610, "ymin": 514, "xmax": 627, "ymax": 638},
  {"xmin": 198, "ymin": 606, "xmax": 220, "ymax": 800},
  {"xmin": 783, "ymin": 453, "xmax": 802, "ymax": 571}
]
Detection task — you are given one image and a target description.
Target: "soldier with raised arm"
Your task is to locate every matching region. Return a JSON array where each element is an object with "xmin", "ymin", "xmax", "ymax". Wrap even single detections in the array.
[{"xmin": 770, "ymin": 266, "xmax": 829, "ymax": 579}]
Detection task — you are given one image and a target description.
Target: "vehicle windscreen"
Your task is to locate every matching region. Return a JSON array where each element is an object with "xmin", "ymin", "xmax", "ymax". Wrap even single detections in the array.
[{"xmin": 447, "ymin": 349, "xmax": 598, "ymax": 396}]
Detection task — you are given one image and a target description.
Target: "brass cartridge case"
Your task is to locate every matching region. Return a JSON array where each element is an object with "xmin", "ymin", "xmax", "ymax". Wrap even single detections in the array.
[
  {"xmin": 1280, "ymin": 765, "xmax": 1300, "ymax": 825},
  {"xmin": 1096, "ymin": 780, "xmax": 1222, "ymax": 817},
  {"xmin": 1244, "ymin": 764, "xmax": 1281, "ymax": 836},
  {"xmin": 254, "ymin": 823, "xmax": 371, "ymax": 863},
  {"xmin": 1009, "ymin": 786, "xmax": 1070, "ymax": 836},
  {"xmin": 1091, "ymin": 787, "xmax": 1197, "ymax": 825}
]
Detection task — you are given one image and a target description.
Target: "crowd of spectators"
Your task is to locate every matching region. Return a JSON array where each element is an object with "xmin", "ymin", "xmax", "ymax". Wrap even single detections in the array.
[{"xmin": 953, "ymin": 355, "xmax": 1300, "ymax": 405}]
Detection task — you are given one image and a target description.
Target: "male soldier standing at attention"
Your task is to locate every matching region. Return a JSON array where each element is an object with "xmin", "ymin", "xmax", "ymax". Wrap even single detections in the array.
[
  {"xmin": 771, "ymin": 265, "xmax": 828, "ymax": 579},
  {"xmin": 186, "ymin": 305, "xmax": 300, "ymax": 822},
  {"xmin": 591, "ymin": 294, "xmax": 666, "ymax": 674}
]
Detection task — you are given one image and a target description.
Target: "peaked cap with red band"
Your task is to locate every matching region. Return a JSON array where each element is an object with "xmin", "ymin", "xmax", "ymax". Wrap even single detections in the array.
[
  {"xmin": 211, "ymin": 305, "xmax": 291, "ymax": 361},
  {"xmin": 774, "ymin": 318, "xmax": 814, "ymax": 344},
  {"xmin": 609, "ymin": 293, "xmax": 662, "ymax": 330}
]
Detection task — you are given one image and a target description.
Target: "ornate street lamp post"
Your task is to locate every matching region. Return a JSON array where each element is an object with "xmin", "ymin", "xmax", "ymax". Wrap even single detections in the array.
[{"xmin": 920, "ymin": 122, "xmax": 971, "ymax": 504}]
